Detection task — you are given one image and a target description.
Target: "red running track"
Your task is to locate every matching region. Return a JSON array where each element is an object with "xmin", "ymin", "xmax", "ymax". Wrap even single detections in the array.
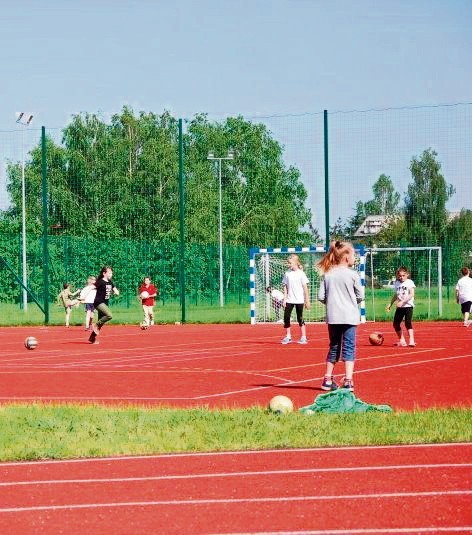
[
  {"xmin": 0, "ymin": 443, "xmax": 471, "ymax": 533},
  {"xmin": 1, "ymin": 322, "xmax": 471, "ymax": 533},
  {"xmin": 0, "ymin": 322, "xmax": 471, "ymax": 410}
]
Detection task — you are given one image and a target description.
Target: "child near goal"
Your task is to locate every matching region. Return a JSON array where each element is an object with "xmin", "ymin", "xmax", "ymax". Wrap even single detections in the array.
[{"xmin": 281, "ymin": 254, "xmax": 310, "ymax": 344}]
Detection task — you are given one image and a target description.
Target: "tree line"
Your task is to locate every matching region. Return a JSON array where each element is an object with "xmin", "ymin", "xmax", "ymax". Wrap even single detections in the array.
[
  {"xmin": 0, "ymin": 108, "xmax": 316, "ymax": 248},
  {"xmin": 0, "ymin": 108, "xmax": 470, "ymax": 299}
]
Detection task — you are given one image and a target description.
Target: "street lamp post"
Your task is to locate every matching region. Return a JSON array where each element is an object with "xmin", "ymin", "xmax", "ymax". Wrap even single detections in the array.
[
  {"xmin": 16, "ymin": 112, "xmax": 34, "ymax": 311},
  {"xmin": 207, "ymin": 150, "xmax": 234, "ymax": 307}
]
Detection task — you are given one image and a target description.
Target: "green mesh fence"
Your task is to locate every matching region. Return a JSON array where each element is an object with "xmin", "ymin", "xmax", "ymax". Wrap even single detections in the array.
[{"xmin": 0, "ymin": 103, "xmax": 471, "ymax": 325}]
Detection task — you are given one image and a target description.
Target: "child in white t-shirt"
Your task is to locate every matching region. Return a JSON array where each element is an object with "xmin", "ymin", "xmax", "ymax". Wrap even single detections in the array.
[
  {"xmin": 386, "ymin": 266, "xmax": 416, "ymax": 347},
  {"xmin": 455, "ymin": 266, "xmax": 472, "ymax": 327},
  {"xmin": 79, "ymin": 276, "xmax": 97, "ymax": 331},
  {"xmin": 281, "ymin": 254, "xmax": 310, "ymax": 344}
]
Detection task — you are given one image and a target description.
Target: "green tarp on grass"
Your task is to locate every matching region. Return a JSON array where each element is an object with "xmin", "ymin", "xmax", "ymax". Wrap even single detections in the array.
[{"xmin": 300, "ymin": 388, "xmax": 393, "ymax": 415}]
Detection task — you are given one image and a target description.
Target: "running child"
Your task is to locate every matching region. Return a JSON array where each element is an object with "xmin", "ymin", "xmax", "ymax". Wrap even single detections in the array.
[
  {"xmin": 138, "ymin": 276, "xmax": 158, "ymax": 328},
  {"xmin": 281, "ymin": 254, "xmax": 310, "ymax": 344},
  {"xmin": 79, "ymin": 276, "xmax": 97, "ymax": 331},
  {"xmin": 386, "ymin": 266, "xmax": 416, "ymax": 347},
  {"xmin": 455, "ymin": 266, "xmax": 472, "ymax": 327},
  {"xmin": 317, "ymin": 241, "xmax": 364, "ymax": 392},
  {"xmin": 57, "ymin": 283, "xmax": 81, "ymax": 327},
  {"xmin": 88, "ymin": 266, "xmax": 120, "ymax": 344}
]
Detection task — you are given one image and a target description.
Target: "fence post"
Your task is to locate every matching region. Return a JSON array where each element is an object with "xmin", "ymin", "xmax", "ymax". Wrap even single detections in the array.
[
  {"xmin": 178, "ymin": 119, "xmax": 186, "ymax": 323},
  {"xmin": 324, "ymin": 110, "xmax": 330, "ymax": 247},
  {"xmin": 41, "ymin": 126, "xmax": 49, "ymax": 324}
]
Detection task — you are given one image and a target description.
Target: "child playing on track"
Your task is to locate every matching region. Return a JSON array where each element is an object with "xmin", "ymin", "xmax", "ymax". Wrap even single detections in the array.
[
  {"xmin": 317, "ymin": 241, "xmax": 364, "ymax": 392},
  {"xmin": 88, "ymin": 266, "xmax": 120, "ymax": 344},
  {"xmin": 138, "ymin": 276, "xmax": 158, "ymax": 328},
  {"xmin": 386, "ymin": 266, "xmax": 416, "ymax": 347},
  {"xmin": 455, "ymin": 266, "xmax": 472, "ymax": 327},
  {"xmin": 281, "ymin": 254, "xmax": 310, "ymax": 344},
  {"xmin": 57, "ymin": 283, "xmax": 81, "ymax": 327},
  {"xmin": 266, "ymin": 286, "xmax": 284, "ymax": 322},
  {"xmin": 79, "ymin": 276, "xmax": 97, "ymax": 331}
]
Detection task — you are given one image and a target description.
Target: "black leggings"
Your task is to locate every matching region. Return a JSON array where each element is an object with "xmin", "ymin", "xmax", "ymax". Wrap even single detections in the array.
[
  {"xmin": 393, "ymin": 307, "xmax": 413, "ymax": 331},
  {"xmin": 284, "ymin": 303, "xmax": 305, "ymax": 328}
]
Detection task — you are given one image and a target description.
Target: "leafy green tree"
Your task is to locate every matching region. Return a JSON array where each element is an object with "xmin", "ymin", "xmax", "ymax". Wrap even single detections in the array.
[
  {"xmin": 184, "ymin": 114, "xmax": 316, "ymax": 247},
  {"xmin": 330, "ymin": 217, "xmax": 348, "ymax": 240},
  {"xmin": 2, "ymin": 108, "xmax": 319, "ymax": 251},
  {"xmin": 404, "ymin": 148, "xmax": 455, "ymax": 245},
  {"xmin": 346, "ymin": 174, "xmax": 400, "ymax": 237},
  {"xmin": 444, "ymin": 209, "xmax": 472, "ymax": 284}
]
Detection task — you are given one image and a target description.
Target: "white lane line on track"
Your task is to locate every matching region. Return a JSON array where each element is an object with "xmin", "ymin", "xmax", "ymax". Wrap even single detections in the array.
[
  {"xmin": 1, "ymin": 490, "xmax": 471, "ymax": 513},
  {"xmin": 1, "ymin": 463, "xmax": 470, "ymax": 487},
  {"xmin": 0, "ymin": 343, "xmax": 271, "ymax": 370},
  {"xmin": 149, "ymin": 352, "xmax": 472, "ymax": 400},
  {"xmin": 1, "ymin": 349, "xmax": 471, "ymax": 401},
  {"xmin": 0, "ymin": 345, "xmax": 263, "ymax": 367},
  {"xmin": 266, "ymin": 347, "xmax": 444, "ymax": 373},
  {"xmin": 216, "ymin": 528, "xmax": 472, "ymax": 534},
  {"xmin": 1, "ymin": 442, "xmax": 470, "ymax": 466}
]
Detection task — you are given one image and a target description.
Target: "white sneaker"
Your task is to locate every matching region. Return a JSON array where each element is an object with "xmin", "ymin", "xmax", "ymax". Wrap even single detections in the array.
[
  {"xmin": 394, "ymin": 340, "xmax": 407, "ymax": 347},
  {"xmin": 298, "ymin": 336, "xmax": 308, "ymax": 344},
  {"xmin": 281, "ymin": 336, "xmax": 292, "ymax": 345},
  {"xmin": 150, "ymin": 320, "xmax": 154, "ymax": 326}
]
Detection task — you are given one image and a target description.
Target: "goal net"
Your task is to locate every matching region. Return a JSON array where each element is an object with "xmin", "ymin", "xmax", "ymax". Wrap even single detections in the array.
[
  {"xmin": 364, "ymin": 246, "xmax": 442, "ymax": 320},
  {"xmin": 249, "ymin": 246, "xmax": 366, "ymax": 324}
]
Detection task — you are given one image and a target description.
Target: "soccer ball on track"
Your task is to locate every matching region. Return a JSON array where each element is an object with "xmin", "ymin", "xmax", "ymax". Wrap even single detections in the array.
[
  {"xmin": 24, "ymin": 336, "xmax": 38, "ymax": 350},
  {"xmin": 369, "ymin": 332, "xmax": 384, "ymax": 346}
]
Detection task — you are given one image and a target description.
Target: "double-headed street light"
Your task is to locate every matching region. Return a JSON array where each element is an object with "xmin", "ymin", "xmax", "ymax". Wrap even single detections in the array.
[
  {"xmin": 207, "ymin": 149, "xmax": 234, "ymax": 307},
  {"xmin": 16, "ymin": 112, "xmax": 34, "ymax": 311}
]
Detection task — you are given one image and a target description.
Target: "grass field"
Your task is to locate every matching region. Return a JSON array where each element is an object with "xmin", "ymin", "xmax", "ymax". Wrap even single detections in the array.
[
  {"xmin": 0, "ymin": 287, "xmax": 464, "ymax": 326},
  {"xmin": 0, "ymin": 404, "xmax": 470, "ymax": 462}
]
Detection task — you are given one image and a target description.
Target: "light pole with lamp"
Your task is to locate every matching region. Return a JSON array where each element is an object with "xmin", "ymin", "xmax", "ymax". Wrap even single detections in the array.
[
  {"xmin": 207, "ymin": 150, "xmax": 234, "ymax": 307},
  {"xmin": 16, "ymin": 112, "xmax": 34, "ymax": 311}
]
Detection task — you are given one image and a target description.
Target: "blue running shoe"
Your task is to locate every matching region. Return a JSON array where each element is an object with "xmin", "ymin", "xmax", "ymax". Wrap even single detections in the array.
[
  {"xmin": 321, "ymin": 376, "xmax": 338, "ymax": 391},
  {"xmin": 342, "ymin": 378, "xmax": 354, "ymax": 391}
]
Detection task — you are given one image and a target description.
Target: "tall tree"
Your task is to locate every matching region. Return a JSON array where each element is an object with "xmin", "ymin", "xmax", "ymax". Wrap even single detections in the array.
[
  {"xmin": 404, "ymin": 148, "xmax": 455, "ymax": 245},
  {"xmin": 346, "ymin": 174, "xmax": 400, "ymax": 237},
  {"xmin": 2, "ymin": 108, "xmax": 319, "ymax": 248},
  {"xmin": 184, "ymin": 114, "xmax": 316, "ymax": 247}
]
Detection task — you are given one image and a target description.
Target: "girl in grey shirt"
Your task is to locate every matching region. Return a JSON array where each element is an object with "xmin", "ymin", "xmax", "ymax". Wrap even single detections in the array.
[{"xmin": 317, "ymin": 241, "xmax": 364, "ymax": 392}]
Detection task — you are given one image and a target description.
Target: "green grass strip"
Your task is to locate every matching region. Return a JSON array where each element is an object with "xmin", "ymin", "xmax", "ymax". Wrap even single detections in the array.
[{"xmin": 0, "ymin": 404, "xmax": 470, "ymax": 461}]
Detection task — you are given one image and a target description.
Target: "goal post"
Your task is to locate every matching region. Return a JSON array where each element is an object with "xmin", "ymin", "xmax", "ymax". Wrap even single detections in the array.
[{"xmin": 249, "ymin": 246, "xmax": 366, "ymax": 324}]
